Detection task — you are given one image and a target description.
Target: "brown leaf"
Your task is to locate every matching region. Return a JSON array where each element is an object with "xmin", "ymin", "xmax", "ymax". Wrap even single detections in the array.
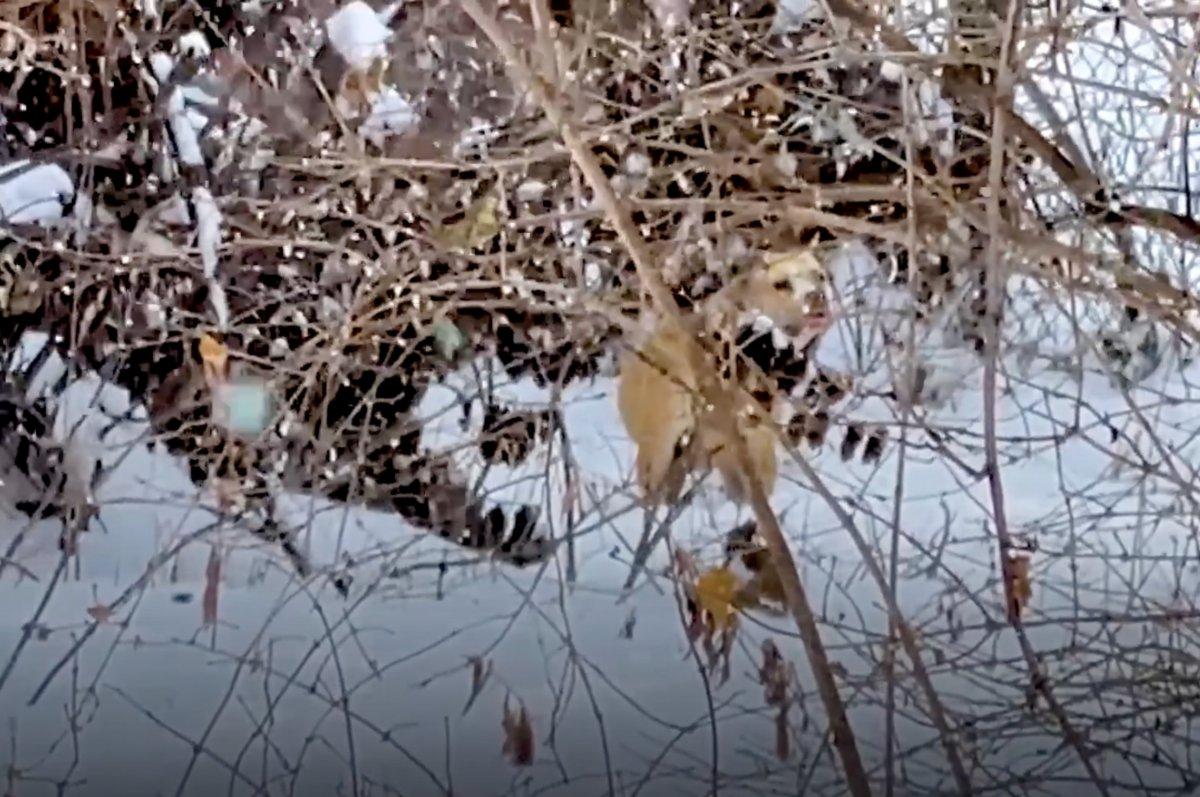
[
  {"xmin": 774, "ymin": 707, "xmax": 791, "ymax": 762},
  {"xmin": 463, "ymin": 656, "xmax": 492, "ymax": 716},
  {"xmin": 1008, "ymin": 554, "xmax": 1033, "ymax": 617},
  {"xmin": 501, "ymin": 696, "xmax": 534, "ymax": 766},
  {"xmin": 759, "ymin": 639, "xmax": 791, "ymax": 708},
  {"xmin": 86, "ymin": 603, "xmax": 114, "ymax": 624},
  {"xmin": 202, "ymin": 545, "xmax": 222, "ymax": 627},
  {"xmin": 619, "ymin": 608, "xmax": 637, "ymax": 639}
]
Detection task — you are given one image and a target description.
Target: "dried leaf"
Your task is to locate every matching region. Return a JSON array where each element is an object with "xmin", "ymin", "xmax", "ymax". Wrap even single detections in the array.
[
  {"xmin": 695, "ymin": 566, "xmax": 739, "ymax": 629},
  {"xmin": 202, "ymin": 545, "xmax": 221, "ymax": 627},
  {"xmin": 759, "ymin": 640, "xmax": 791, "ymax": 707},
  {"xmin": 619, "ymin": 608, "xmax": 637, "ymax": 639},
  {"xmin": 435, "ymin": 195, "xmax": 501, "ymax": 252},
  {"xmin": 199, "ymin": 333, "xmax": 229, "ymax": 385},
  {"xmin": 86, "ymin": 603, "xmax": 114, "ymax": 624},
  {"xmin": 501, "ymin": 696, "xmax": 534, "ymax": 766},
  {"xmin": 463, "ymin": 656, "xmax": 492, "ymax": 716},
  {"xmin": 617, "ymin": 325, "xmax": 697, "ymax": 504},
  {"xmin": 1009, "ymin": 554, "xmax": 1033, "ymax": 617},
  {"xmin": 774, "ymin": 707, "xmax": 791, "ymax": 761}
]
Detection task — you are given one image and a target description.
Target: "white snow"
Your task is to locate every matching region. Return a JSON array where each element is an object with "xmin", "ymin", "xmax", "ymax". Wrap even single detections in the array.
[
  {"xmin": 0, "ymin": 162, "xmax": 75, "ymax": 224},
  {"xmin": 192, "ymin": 187, "xmax": 227, "ymax": 329},
  {"xmin": 515, "ymin": 179, "xmax": 548, "ymax": 202},
  {"xmin": 648, "ymin": 0, "xmax": 691, "ymax": 32},
  {"xmin": 166, "ymin": 88, "xmax": 205, "ymax": 166},
  {"xmin": 208, "ymin": 280, "xmax": 230, "ymax": 330},
  {"xmin": 358, "ymin": 86, "xmax": 419, "ymax": 145},
  {"xmin": 0, "ymin": 334, "xmax": 139, "ymax": 517},
  {"xmin": 880, "ymin": 59, "xmax": 905, "ymax": 82},
  {"xmin": 192, "ymin": 187, "xmax": 221, "ymax": 279},
  {"xmin": 177, "ymin": 31, "xmax": 211, "ymax": 60},
  {"xmin": 151, "ymin": 51, "xmax": 220, "ymax": 168},
  {"xmin": 326, "ymin": 1, "xmax": 396, "ymax": 71},
  {"xmin": 149, "ymin": 52, "xmax": 174, "ymax": 84},
  {"xmin": 770, "ymin": 0, "xmax": 817, "ymax": 32}
]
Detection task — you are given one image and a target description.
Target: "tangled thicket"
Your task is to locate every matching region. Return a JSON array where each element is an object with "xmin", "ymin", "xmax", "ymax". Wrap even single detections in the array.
[{"xmin": 0, "ymin": 0, "xmax": 1197, "ymax": 573}]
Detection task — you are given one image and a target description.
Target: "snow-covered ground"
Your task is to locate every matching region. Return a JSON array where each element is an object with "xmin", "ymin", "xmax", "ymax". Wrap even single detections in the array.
[
  {"xmin": 1, "ymin": 235, "xmax": 1199, "ymax": 794},
  {"xmin": 1, "ymin": 0, "xmax": 1197, "ymax": 793}
]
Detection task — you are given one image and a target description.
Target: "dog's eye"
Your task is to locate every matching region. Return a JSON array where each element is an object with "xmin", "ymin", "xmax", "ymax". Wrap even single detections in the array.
[{"xmin": 772, "ymin": 279, "xmax": 791, "ymax": 292}]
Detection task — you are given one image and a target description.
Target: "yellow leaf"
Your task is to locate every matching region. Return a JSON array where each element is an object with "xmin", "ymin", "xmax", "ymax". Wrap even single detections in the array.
[
  {"xmin": 86, "ymin": 603, "xmax": 114, "ymax": 624},
  {"xmin": 617, "ymin": 325, "xmax": 698, "ymax": 504},
  {"xmin": 199, "ymin": 332, "xmax": 229, "ymax": 385},
  {"xmin": 501, "ymin": 696, "xmax": 534, "ymax": 766},
  {"xmin": 695, "ymin": 566, "xmax": 740, "ymax": 628},
  {"xmin": 435, "ymin": 195, "xmax": 501, "ymax": 252}
]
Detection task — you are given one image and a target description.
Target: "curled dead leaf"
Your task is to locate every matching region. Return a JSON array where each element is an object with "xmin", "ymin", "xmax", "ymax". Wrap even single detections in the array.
[
  {"xmin": 463, "ymin": 655, "xmax": 492, "ymax": 715},
  {"xmin": 199, "ymin": 332, "xmax": 229, "ymax": 385},
  {"xmin": 1008, "ymin": 554, "xmax": 1033, "ymax": 617},
  {"xmin": 759, "ymin": 639, "xmax": 791, "ymax": 706},
  {"xmin": 202, "ymin": 545, "xmax": 221, "ymax": 627},
  {"xmin": 501, "ymin": 696, "xmax": 534, "ymax": 766},
  {"xmin": 775, "ymin": 707, "xmax": 791, "ymax": 761}
]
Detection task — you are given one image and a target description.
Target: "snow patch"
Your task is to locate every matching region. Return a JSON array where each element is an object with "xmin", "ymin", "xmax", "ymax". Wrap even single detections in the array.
[
  {"xmin": 771, "ymin": 0, "xmax": 817, "ymax": 32},
  {"xmin": 166, "ymin": 87, "xmax": 205, "ymax": 166},
  {"xmin": 0, "ymin": 162, "xmax": 75, "ymax": 224},
  {"xmin": 177, "ymin": 31, "xmax": 211, "ymax": 60},
  {"xmin": 192, "ymin": 187, "xmax": 221, "ymax": 279},
  {"xmin": 326, "ymin": 1, "xmax": 396, "ymax": 71},
  {"xmin": 358, "ymin": 87, "xmax": 419, "ymax": 146}
]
